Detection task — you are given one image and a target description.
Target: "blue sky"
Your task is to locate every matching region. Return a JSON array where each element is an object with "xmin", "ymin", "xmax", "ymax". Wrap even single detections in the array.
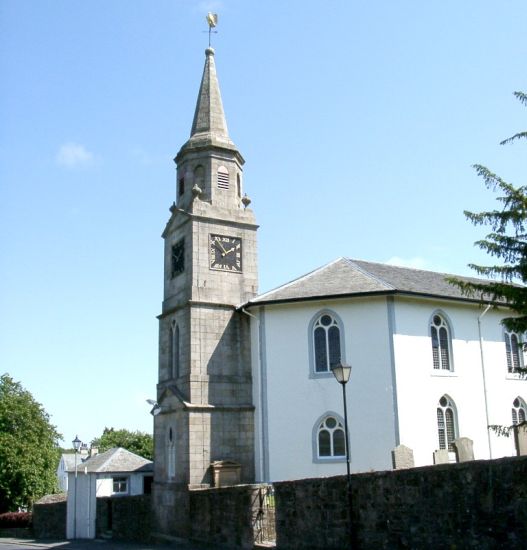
[{"xmin": 1, "ymin": 0, "xmax": 526, "ymax": 447}]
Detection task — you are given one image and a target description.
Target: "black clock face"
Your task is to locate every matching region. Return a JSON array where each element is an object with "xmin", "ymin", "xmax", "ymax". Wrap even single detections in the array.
[
  {"xmin": 209, "ymin": 234, "xmax": 242, "ymax": 272},
  {"xmin": 171, "ymin": 239, "xmax": 185, "ymax": 277}
]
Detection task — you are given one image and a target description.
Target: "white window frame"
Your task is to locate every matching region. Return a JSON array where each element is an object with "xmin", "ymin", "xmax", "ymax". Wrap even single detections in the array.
[
  {"xmin": 436, "ymin": 395, "xmax": 458, "ymax": 453},
  {"xmin": 312, "ymin": 412, "xmax": 347, "ymax": 463},
  {"xmin": 308, "ymin": 310, "xmax": 345, "ymax": 378},
  {"xmin": 512, "ymin": 397, "xmax": 527, "ymax": 425},
  {"xmin": 112, "ymin": 476, "xmax": 128, "ymax": 495},
  {"xmin": 430, "ymin": 312, "xmax": 454, "ymax": 372},
  {"xmin": 505, "ymin": 330, "xmax": 524, "ymax": 375}
]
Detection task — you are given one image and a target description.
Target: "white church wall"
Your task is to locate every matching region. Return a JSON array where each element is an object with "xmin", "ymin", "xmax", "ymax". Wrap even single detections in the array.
[
  {"xmin": 393, "ymin": 298, "xmax": 523, "ymax": 466},
  {"xmin": 255, "ymin": 297, "xmax": 397, "ymax": 482}
]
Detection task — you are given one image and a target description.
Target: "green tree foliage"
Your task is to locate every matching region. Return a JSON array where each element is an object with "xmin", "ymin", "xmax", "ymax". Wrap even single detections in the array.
[
  {"xmin": 0, "ymin": 374, "xmax": 62, "ymax": 512},
  {"xmin": 451, "ymin": 92, "xmax": 527, "ymax": 333},
  {"xmin": 91, "ymin": 427, "xmax": 153, "ymax": 460}
]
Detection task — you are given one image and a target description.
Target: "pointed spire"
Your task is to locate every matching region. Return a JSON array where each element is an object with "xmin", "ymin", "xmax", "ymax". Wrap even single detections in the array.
[
  {"xmin": 178, "ymin": 48, "xmax": 239, "ymax": 157},
  {"xmin": 191, "ymin": 47, "xmax": 229, "ymax": 138}
]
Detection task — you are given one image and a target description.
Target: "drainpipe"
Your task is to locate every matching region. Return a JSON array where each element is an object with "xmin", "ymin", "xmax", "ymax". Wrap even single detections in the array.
[{"xmin": 478, "ymin": 304, "xmax": 492, "ymax": 458}]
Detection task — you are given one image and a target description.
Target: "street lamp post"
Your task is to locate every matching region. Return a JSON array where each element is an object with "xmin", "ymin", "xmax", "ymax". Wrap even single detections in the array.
[
  {"xmin": 72, "ymin": 435, "xmax": 82, "ymax": 539},
  {"xmin": 330, "ymin": 363, "xmax": 353, "ymax": 546}
]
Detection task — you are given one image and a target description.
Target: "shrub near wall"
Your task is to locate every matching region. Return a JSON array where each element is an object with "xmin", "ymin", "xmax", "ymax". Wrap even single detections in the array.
[{"xmin": 274, "ymin": 456, "xmax": 527, "ymax": 550}]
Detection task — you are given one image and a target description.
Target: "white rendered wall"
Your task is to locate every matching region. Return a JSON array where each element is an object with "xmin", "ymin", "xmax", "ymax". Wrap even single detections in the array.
[
  {"xmin": 66, "ymin": 472, "xmax": 96, "ymax": 539},
  {"xmin": 95, "ymin": 473, "xmax": 146, "ymax": 497},
  {"xmin": 393, "ymin": 298, "xmax": 525, "ymax": 466},
  {"xmin": 253, "ymin": 297, "xmax": 397, "ymax": 482},
  {"xmin": 253, "ymin": 294, "xmax": 527, "ymax": 481}
]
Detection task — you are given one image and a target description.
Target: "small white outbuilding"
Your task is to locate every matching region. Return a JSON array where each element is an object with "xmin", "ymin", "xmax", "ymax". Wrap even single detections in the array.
[{"xmin": 66, "ymin": 447, "xmax": 153, "ymax": 539}]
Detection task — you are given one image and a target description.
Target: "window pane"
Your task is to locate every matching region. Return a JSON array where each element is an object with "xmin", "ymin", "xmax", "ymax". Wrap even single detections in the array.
[
  {"xmin": 439, "ymin": 327, "xmax": 450, "ymax": 370},
  {"xmin": 325, "ymin": 417, "xmax": 336, "ymax": 429},
  {"xmin": 437, "ymin": 408, "xmax": 446, "ymax": 450},
  {"xmin": 506, "ymin": 334, "xmax": 513, "ymax": 373},
  {"xmin": 520, "ymin": 408, "xmax": 526, "ymax": 423},
  {"xmin": 431, "ymin": 327, "xmax": 440, "ymax": 369},
  {"xmin": 319, "ymin": 430, "xmax": 331, "ymax": 456},
  {"xmin": 321, "ymin": 315, "xmax": 332, "ymax": 327},
  {"xmin": 445, "ymin": 408, "xmax": 455, "ymax": 451},
  {"xmin": 511, "ymin": 334, "xmax": 520, "ymax": 371},
  {"xmin": 314, "ymin": 327, "xmax": 328, "ymax": 372},
  {"xmin": 513, "ymin": 408, "xmax": 519, "ymax": 425},
  {"xmin": 328, "ymin": 326, "xmax": 341, "ymax": 367},
  {"xmin": 333, "ymin": 429, "xmax": 345, "ymax": 456}
]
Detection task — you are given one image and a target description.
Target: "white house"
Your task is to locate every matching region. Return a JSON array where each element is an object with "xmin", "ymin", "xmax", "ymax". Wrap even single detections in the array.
[
  {"xmin": 66, "ymin": 447, "xmax": 153, "ymax": 539},
  {"xmin": 57, "ymin": 450, "xmax": 88, "ymax": 492},
  {"xmin": 245, "ymin": 257, "xmax": 527, "ymax": 482}
]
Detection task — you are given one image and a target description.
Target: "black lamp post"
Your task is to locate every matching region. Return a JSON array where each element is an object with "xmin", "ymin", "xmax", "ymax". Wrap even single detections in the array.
[
  {"xmin": 72, "ymin": 435, "xmax": 82, "ymax": 539},
  {"xmin": 330, "ymin": 362, "xmax": 353, "ymax": 545}
]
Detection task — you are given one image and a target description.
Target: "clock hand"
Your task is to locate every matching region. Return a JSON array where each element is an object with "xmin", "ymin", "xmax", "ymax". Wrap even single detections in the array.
[
  {"xmin": 216, "ymin": 241, "xmax": 228, "ymax": 255},
  {"xmin": 223, "ymin": 247, "xmax": 235, "ymax": 256}
]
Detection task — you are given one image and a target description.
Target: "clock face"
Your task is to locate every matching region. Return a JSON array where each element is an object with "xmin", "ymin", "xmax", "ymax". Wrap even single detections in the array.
[
  {"xmin": 209, "ymin": 234, "xmax": 242, "ymax": 272},
  {"xmin": 171, "ymin": 239, "xmax": 185, "ymax": 277}
]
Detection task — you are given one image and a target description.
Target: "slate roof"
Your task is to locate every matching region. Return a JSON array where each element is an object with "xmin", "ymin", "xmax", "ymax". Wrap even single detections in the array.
[
  {"xmin": 68, "ymin": 447, "xmax": 152, "ymax": 474},
  {"xmin": 246, "ymin": 257, "xmax": 504, "ymax": 307}
]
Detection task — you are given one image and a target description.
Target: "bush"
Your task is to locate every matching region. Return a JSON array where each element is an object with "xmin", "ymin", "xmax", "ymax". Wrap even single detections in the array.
[{"xmin": 0, "ymin": 511, "xmax": 32, "ymax": 528}]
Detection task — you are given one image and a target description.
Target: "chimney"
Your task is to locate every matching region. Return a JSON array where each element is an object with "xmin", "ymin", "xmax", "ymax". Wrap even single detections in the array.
[{"xmin": 90, "ymin": 446, "xmax": 99, "ymax": 458}]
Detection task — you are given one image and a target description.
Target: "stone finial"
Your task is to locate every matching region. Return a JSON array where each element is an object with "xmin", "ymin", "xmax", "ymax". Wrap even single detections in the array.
[
  {"xmin": 242, "ymin": 194, "xmax": 251, "ymax": 209},
  {"xmin": 391, "ymin": 444, "xmax": 414, "ymax": 470},
  {"xmin": 433, "ymin": 449, "xmax": 450, "ymax": 464},
  {"xmin": 192, "ymin": 184, "xmax": 202, "ymax": 199},
  {"xmin": 453, "ymin": 437, "xmax": 474, "ymax": 462}
]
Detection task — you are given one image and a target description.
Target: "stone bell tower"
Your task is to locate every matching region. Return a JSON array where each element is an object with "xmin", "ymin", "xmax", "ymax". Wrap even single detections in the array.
[{"xmin": 152, "ymin": 46, "xmax": 258, "ymax": 536}]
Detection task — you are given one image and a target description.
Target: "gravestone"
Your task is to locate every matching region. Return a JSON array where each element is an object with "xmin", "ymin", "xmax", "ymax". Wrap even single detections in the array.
[
  {"xmin": 391, "ymin": 444, "xmax": 414, "ymax": 469},
  {"xmin": 433, "ymin": 449, "xmax": 450, "ymax": 464},
  {"xmin": 453, "ymin": 437, "xmax": 474, "ymax": 462},
  {"xmin": 514, "ymin": 424, "xmax": 527, "ymax": 456}
]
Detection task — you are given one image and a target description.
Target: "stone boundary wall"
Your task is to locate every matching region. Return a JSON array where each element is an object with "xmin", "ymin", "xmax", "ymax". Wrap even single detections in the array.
[
  {"xmin": 96, "ymin": 495, "xmax": 152, "ymax": 542},
  {"xmin": 188, "ymin": 484, "xmax": 267, "ymax": 549},
  {"xmin": 274, "ymin": 455, "xmax": 527, "ymax": 549},
  {"xmin": 32, "ymin": 494, "xmax": 66, "ymax": 540}
]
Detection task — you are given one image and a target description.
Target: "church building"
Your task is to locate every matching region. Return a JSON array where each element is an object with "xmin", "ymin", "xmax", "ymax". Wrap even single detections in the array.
[{"xmin": 152, "ymin": 43, "xmax": 526, "ymax": 535}]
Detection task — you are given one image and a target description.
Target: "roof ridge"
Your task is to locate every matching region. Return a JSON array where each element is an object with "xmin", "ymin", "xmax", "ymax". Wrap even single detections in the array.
[
  {"xmin": 94, "ymin": 447, "xmax": 121, "ymax": 471},
  {"xmin": 249, "ymin": 257, "xmax": 346, "ymax": 303},
  {"xmin": 344, "ymin": 258, "xmax": 396, "ymax": 290}
]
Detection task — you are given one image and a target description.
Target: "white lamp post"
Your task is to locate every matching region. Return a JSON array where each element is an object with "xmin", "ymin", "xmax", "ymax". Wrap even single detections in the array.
[
  {"xmin": 330, "ymin": 362, "xmax": 353, "ymax": 545},
  {"xmin": 72, "ymin": 435, "xmax": 82, "ymax": 539}
]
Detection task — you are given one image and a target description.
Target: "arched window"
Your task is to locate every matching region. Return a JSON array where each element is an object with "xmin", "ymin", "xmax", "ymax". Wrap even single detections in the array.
[
  {"xmin": 437, "ymin": 395, "xmax": 457, "ymax": 451},
  {"xmin": 167, "ymin": 426, "xmax": 176, "ymax": 480},
  {"xmin": 217, "ymin": 166, "xmax": 229, "ymax": 189},
  {"xmin": 430, "ymin": 313, "xmax": 452, "ymax": 370},
  {"xmin": 512, "ymin": 397, "xmax": 527, "ymax": 425},
  {"xmin": 317, "ymin": 415, "xmax": 346, "ymax": 458},
  {"xmin": 169, "ymin": 323, "xmax": 180, "ymax": 379},
  {"xmin": 313, "ymin": 312, "xmax": 341, "ymax": 373},
  {"xmin": 505, "ymin": 331, "xmax": 523, "ymax": 374},
  {"xmin": 236, "ymin": 173, "xmax": 241, "ymax": 197}
]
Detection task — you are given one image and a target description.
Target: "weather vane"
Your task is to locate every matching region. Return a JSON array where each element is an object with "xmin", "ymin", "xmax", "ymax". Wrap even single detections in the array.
[{"xmin": 206, "ymin": 13, "xmax": 218, "ymax": 47}]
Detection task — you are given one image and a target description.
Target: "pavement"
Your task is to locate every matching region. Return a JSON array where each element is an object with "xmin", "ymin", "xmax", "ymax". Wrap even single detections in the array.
[{"xmin": 0, "ymin": 539, "xmax": 218, "ymax": 550}]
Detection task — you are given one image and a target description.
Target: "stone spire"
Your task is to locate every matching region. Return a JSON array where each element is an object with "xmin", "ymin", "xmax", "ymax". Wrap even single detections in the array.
[{"xmin": 178, "ymin": 47, "xmax": 239, "ymax": 156}]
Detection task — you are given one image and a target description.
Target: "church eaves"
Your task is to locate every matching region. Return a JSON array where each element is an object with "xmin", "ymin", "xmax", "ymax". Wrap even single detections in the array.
[{"xmin": 176, "ymin": 47, "xmax": 240, "ymax": 160}]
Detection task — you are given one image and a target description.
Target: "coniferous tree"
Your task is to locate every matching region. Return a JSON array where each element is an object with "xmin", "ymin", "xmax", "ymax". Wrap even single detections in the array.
[{"xmin": 451, "ymin": 92, "xmax": 527, "ymax": 333}]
